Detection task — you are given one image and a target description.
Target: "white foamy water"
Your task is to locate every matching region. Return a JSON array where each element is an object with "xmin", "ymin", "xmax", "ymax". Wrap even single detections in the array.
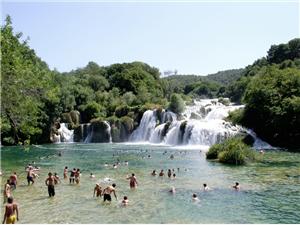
[{"xmin": 130, "ymin": 99, "xmax": 272, "ymax": 149}]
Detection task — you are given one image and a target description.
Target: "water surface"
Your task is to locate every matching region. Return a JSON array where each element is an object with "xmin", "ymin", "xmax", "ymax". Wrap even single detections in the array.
[{"xmin": 1, "ymin": 143, "xmax": 300, "ymax": 223}]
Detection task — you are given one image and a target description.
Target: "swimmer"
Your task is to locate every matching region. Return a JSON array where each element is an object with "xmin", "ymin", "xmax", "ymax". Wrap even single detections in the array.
[
  {"xmin": 103, "ymin": 184, "xmax": 117, "ymax": 202},
  {"xmin": 104, "ymin": 162, "xmax": 108, "ymax": 167},
  {"xmin": 2, "ymin": 197, "xmax": 19, "ymax": 224},
  {"xmin": 169, "ymin": 187, "xmax": 176, "ymax": 194},
  {"xmin": 113, "ymin": 164, "xmax": 117, "ymax": 169},
  {"xmin": 54, "ymin": 173, "xmax": 61, "ymax": 184},
  {"xmin": 75, "ymin": 169, "xmax": 81, "ymax": 184},
  {"xmin": 172, "ymin": 174, "xmax": 176, "ymax": 179},
  {"xmin": 69, "ymin": 168, "xmax": 76, "ymax": 184},
  {"xmin": 167, "ymin": 169, "xmax": 172, "ymax": 178},
  {"xmin": 127, "ymin": 174, "xmax": 138, "ymax": 189},
  {"xmin": 9, "ymin": 172, "xmax": 18, "ymax": 190},
  {"xmin": 3, "ymin": 180, "xmax": 11, "ymax": 204},
  {"xmin": 151, "ymin": 170, "xmax": 157, "ymax": 176},
  {"xmin": 192, "ymin": 193, "xmax": 199, "ymax": 201},
  {"xmin": 147, "ymin": 155, "xmax": 151, "ymax": 158},
  {"xmin": 45, "ymin": 172, "xmax": 59, "ymax": 197},
  {"xmin": 122, "ymin": 196, "xmax": 129, "ymax": 206},
  {"xmin": 63, "ymin": 166, "xmax": 68, "ymax": 179},
  {"xmin": 159, "ymin": 170, "xmax": 164, "ymax": 177},
  {"xmin": 170, "ymin": 154, "xmax": 174, "ymax": 159},
  {"xmin": 124, "ymin": 161, "xmax": 128, "ymax": 166},
  {"xmin": 93, "ymin": 184, "xmax": 102, "ymax": 197},
  {"xmin": 90, "ymin": 173, "xmax": 95, "ymax": 178},
  {"xmin": 233, "ymin": 182, "xmax": 240, "ymax": 190},
  {"xmin": 203, "ymin": 183, "xmax": 209, "ymax": 191},
  {"xmin": 27, "ymin": 167, "xmax": 35, "ymax": 185}
]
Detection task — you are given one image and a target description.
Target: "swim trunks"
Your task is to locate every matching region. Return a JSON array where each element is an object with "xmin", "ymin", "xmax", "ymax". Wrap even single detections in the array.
[
  {"xmin": 6, "ymin": 214, "xmax": 16, "ymax": 224},
  {"xmin": 103, "ymin": 194, "xmax": 111, "ymax": 202},
  {"xmin": 27, "ymin": 176, "xmax": 33, "ymax": 183},
  {"xmin": 48, "ymin": 185, "xmax": 55, "ymax": 197}
]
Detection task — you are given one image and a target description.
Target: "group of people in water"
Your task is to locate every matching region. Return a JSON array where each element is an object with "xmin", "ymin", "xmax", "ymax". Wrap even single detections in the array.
[{"xmin": 2, "ymin": 149, "xmax": 242, "ymax": 224}]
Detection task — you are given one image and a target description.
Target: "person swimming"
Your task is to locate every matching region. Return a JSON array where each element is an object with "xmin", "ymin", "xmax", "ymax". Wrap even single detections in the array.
[
  {"xmin": 169, "ymin": 187, "xmax": 176, "ymax": 194},
  {"xmin": 93, "ymin": 184, "xmax": 102, "ymax": 197},
  {"xmin": 233, "ymin": 182, "xmax": 240, "ymax": 190},
  {"xmin": 203, "ymin": 183, "xmax": 209, "ymax": 191},
  {"xmin": 127, "ymin": 174, "xmax": 138, "ymax": 189},
  {"xmin": 63, "ymin": 166, "xmax": 68, "ymax": 179},
  {"xmin": 151, "ymin": 170, "xmax": 157, "ymax": 176},
  {"xmin": 3, "ymin": 180, "xmax": 11, "ymax": 204},
  {"xmin": 167, "ymin": 169, "xmax": 172, "ymax": 178},
  {"xmin": 70, "ymin": 168, "xmax": 76, "ymax": 184},
  {"xmin": 192, "ymin": 193, "xmax": 199, "ymax": 201},
  {"xmin": 159, "ymin": 170, "xmax": 164, "ymax": 177},
  {"xmin": 172, "ymin": 174, "xmax": 176, "ymax": 179},
  {"xmin": 27, "ymin": 167, "xmax": 35, "ymax": 185},
  {"xmin": 103, "ymin": 184, "xmax": 117, "ymax": 202},
  {"xmin": 90, "ymin": 173, "xmax": 95, "ymax": 178},
  {"xmin": 53, "ymin": 173, "xmax": 61, "ymax": 185},
  {"xmin": 122, "ymin": 196, "xmax": 129, "ymax": 206}
]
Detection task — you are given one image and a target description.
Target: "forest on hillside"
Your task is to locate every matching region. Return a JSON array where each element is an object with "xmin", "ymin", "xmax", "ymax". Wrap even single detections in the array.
[{"xmin": 1, "ymin": 15, "xmax": 300, "ymax": 149}]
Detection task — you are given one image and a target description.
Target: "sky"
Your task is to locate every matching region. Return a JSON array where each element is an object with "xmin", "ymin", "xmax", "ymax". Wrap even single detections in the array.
[{"xmin": 1, "ymin": 0, "xmax": 299, "ymax": 75}]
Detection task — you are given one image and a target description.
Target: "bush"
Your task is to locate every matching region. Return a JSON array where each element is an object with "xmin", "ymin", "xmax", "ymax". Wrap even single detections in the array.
[
  {"xmin": 206, "ymin": 143, "xmax": 222, "ymax": 159},
  {"xmin": 206, "ymin": 137, "xmax": 257, "ymax": 165},
  {"xmin": 168, "ymin": 93, "xmax": 185, "ymax": 114}
]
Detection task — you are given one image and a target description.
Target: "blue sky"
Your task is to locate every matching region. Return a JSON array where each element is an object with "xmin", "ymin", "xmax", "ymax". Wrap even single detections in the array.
[{"xmin": 1, "ymin": 1, "xmax": 299, "ymax": 75}]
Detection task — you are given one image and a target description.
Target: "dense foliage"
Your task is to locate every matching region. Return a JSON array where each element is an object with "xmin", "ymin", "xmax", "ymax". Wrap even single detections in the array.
[
  {"xmin": 1, "ymin": 16, "xmax": 61, "ymax": 145},
  {"xmin": 206, "ymin": 138, "xmax": 257, "ymax": 165},
  {"xmin": 226, "ymin": 38, "xmax": 300, "ymax": 149}
]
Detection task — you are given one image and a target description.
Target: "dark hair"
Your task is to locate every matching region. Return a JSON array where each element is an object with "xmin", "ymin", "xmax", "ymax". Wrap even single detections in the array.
[
  {"xmin": 112, "ymin": 183, "xmax": 116, "ymax": 187},
  {"xmin": 48, "ymin": 172, "xmax": 52, "ymax": 176},
  {"xmin": 236, "ymin": 182, "xmax": 239, "ymax": 185},
  {"xmin": 193, "ymin": 193, "xmax": 197, "ymax": 198},
  {"xmin": 203, "ymin": 183, "xmax": 207, "ymax": 187},
  {"xmin": 7, "ymin": 197, "xmax": 13, "ymax": 204},
  {"xmin": 7, "ymin": 179, "xmax": 10, "ymax": 183},
  {"xmin": 124, "ymin": 196, "xmax": 128, "ymax": 200},
  {"xmin": 132, "ymin": 173, "xmax": 135, "ymax": 176},
  {"xmin": 65, "ymin": 166, "xmax": 68, "ymax": 169}
]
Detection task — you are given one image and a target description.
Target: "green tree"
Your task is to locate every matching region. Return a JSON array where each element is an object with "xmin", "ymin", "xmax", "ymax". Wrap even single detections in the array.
[{"xmin": 168, "ymin": 94, "xmax": 185, "ymax": 114}]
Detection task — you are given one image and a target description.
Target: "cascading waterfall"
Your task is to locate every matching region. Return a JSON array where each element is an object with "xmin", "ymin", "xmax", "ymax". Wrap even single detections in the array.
[
  {"xmin": 130, "ymin": 98, "xmax": 273, "ymax": 149},
  {"xmin": 57, "ymin": 123, "xmax": 74, "ymax": 143}
]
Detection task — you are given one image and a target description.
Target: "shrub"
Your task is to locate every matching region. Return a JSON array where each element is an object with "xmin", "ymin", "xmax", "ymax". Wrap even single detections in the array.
[
  {"xmin": 168, "ymin": 93, "xmax": 185, "ymax": 114},
  {"xmin": 206, "ymin": 137, "xmax": 257, "ymax": 165}
]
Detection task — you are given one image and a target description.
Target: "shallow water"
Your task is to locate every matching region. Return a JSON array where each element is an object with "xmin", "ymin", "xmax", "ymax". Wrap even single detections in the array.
[{"xmin": 1, "ymin": 143, "xmax": 300, "ymax": 223}]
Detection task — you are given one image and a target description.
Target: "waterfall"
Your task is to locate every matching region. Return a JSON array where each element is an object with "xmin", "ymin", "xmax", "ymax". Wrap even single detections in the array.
[
  {"xmin": 57, "ymin": 123, "xmax": 74, "ymax": 143},
  {"xmin": 130, "ymin": 110, "xmax": 158, "ymax": 142},
  {"xmin": 84, "ymin": 120, "xmax": 112, "ymax": 143},
  {"xmin": 130, "ymin": 99, "xmax": 274, "ymax": 149}
]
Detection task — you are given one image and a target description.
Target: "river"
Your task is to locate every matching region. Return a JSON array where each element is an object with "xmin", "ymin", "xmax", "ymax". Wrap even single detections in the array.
[{"xmin": 1, "ymin": 143, "xmax": 299, "ymax": 223}]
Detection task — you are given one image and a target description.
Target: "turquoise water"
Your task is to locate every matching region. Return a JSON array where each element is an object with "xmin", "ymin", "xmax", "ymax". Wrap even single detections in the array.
[{"xmin": 1, "ymin": 143, "xmax": 300, "ymax": 223}]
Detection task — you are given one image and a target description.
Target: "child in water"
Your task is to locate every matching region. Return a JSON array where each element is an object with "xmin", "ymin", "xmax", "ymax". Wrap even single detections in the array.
[
  {"xmin": 93, "ymin": 184, "xmax": 102, "ymax": 197},
  {"xmin": 122, "ymin": 196, "xmax": 129, "ymax": 206}
]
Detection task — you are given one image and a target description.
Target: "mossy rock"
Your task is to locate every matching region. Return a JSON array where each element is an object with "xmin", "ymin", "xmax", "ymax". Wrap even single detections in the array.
[{"xmin": 190, "ymin": 112, "xmax": 201, "ymax": 120}]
